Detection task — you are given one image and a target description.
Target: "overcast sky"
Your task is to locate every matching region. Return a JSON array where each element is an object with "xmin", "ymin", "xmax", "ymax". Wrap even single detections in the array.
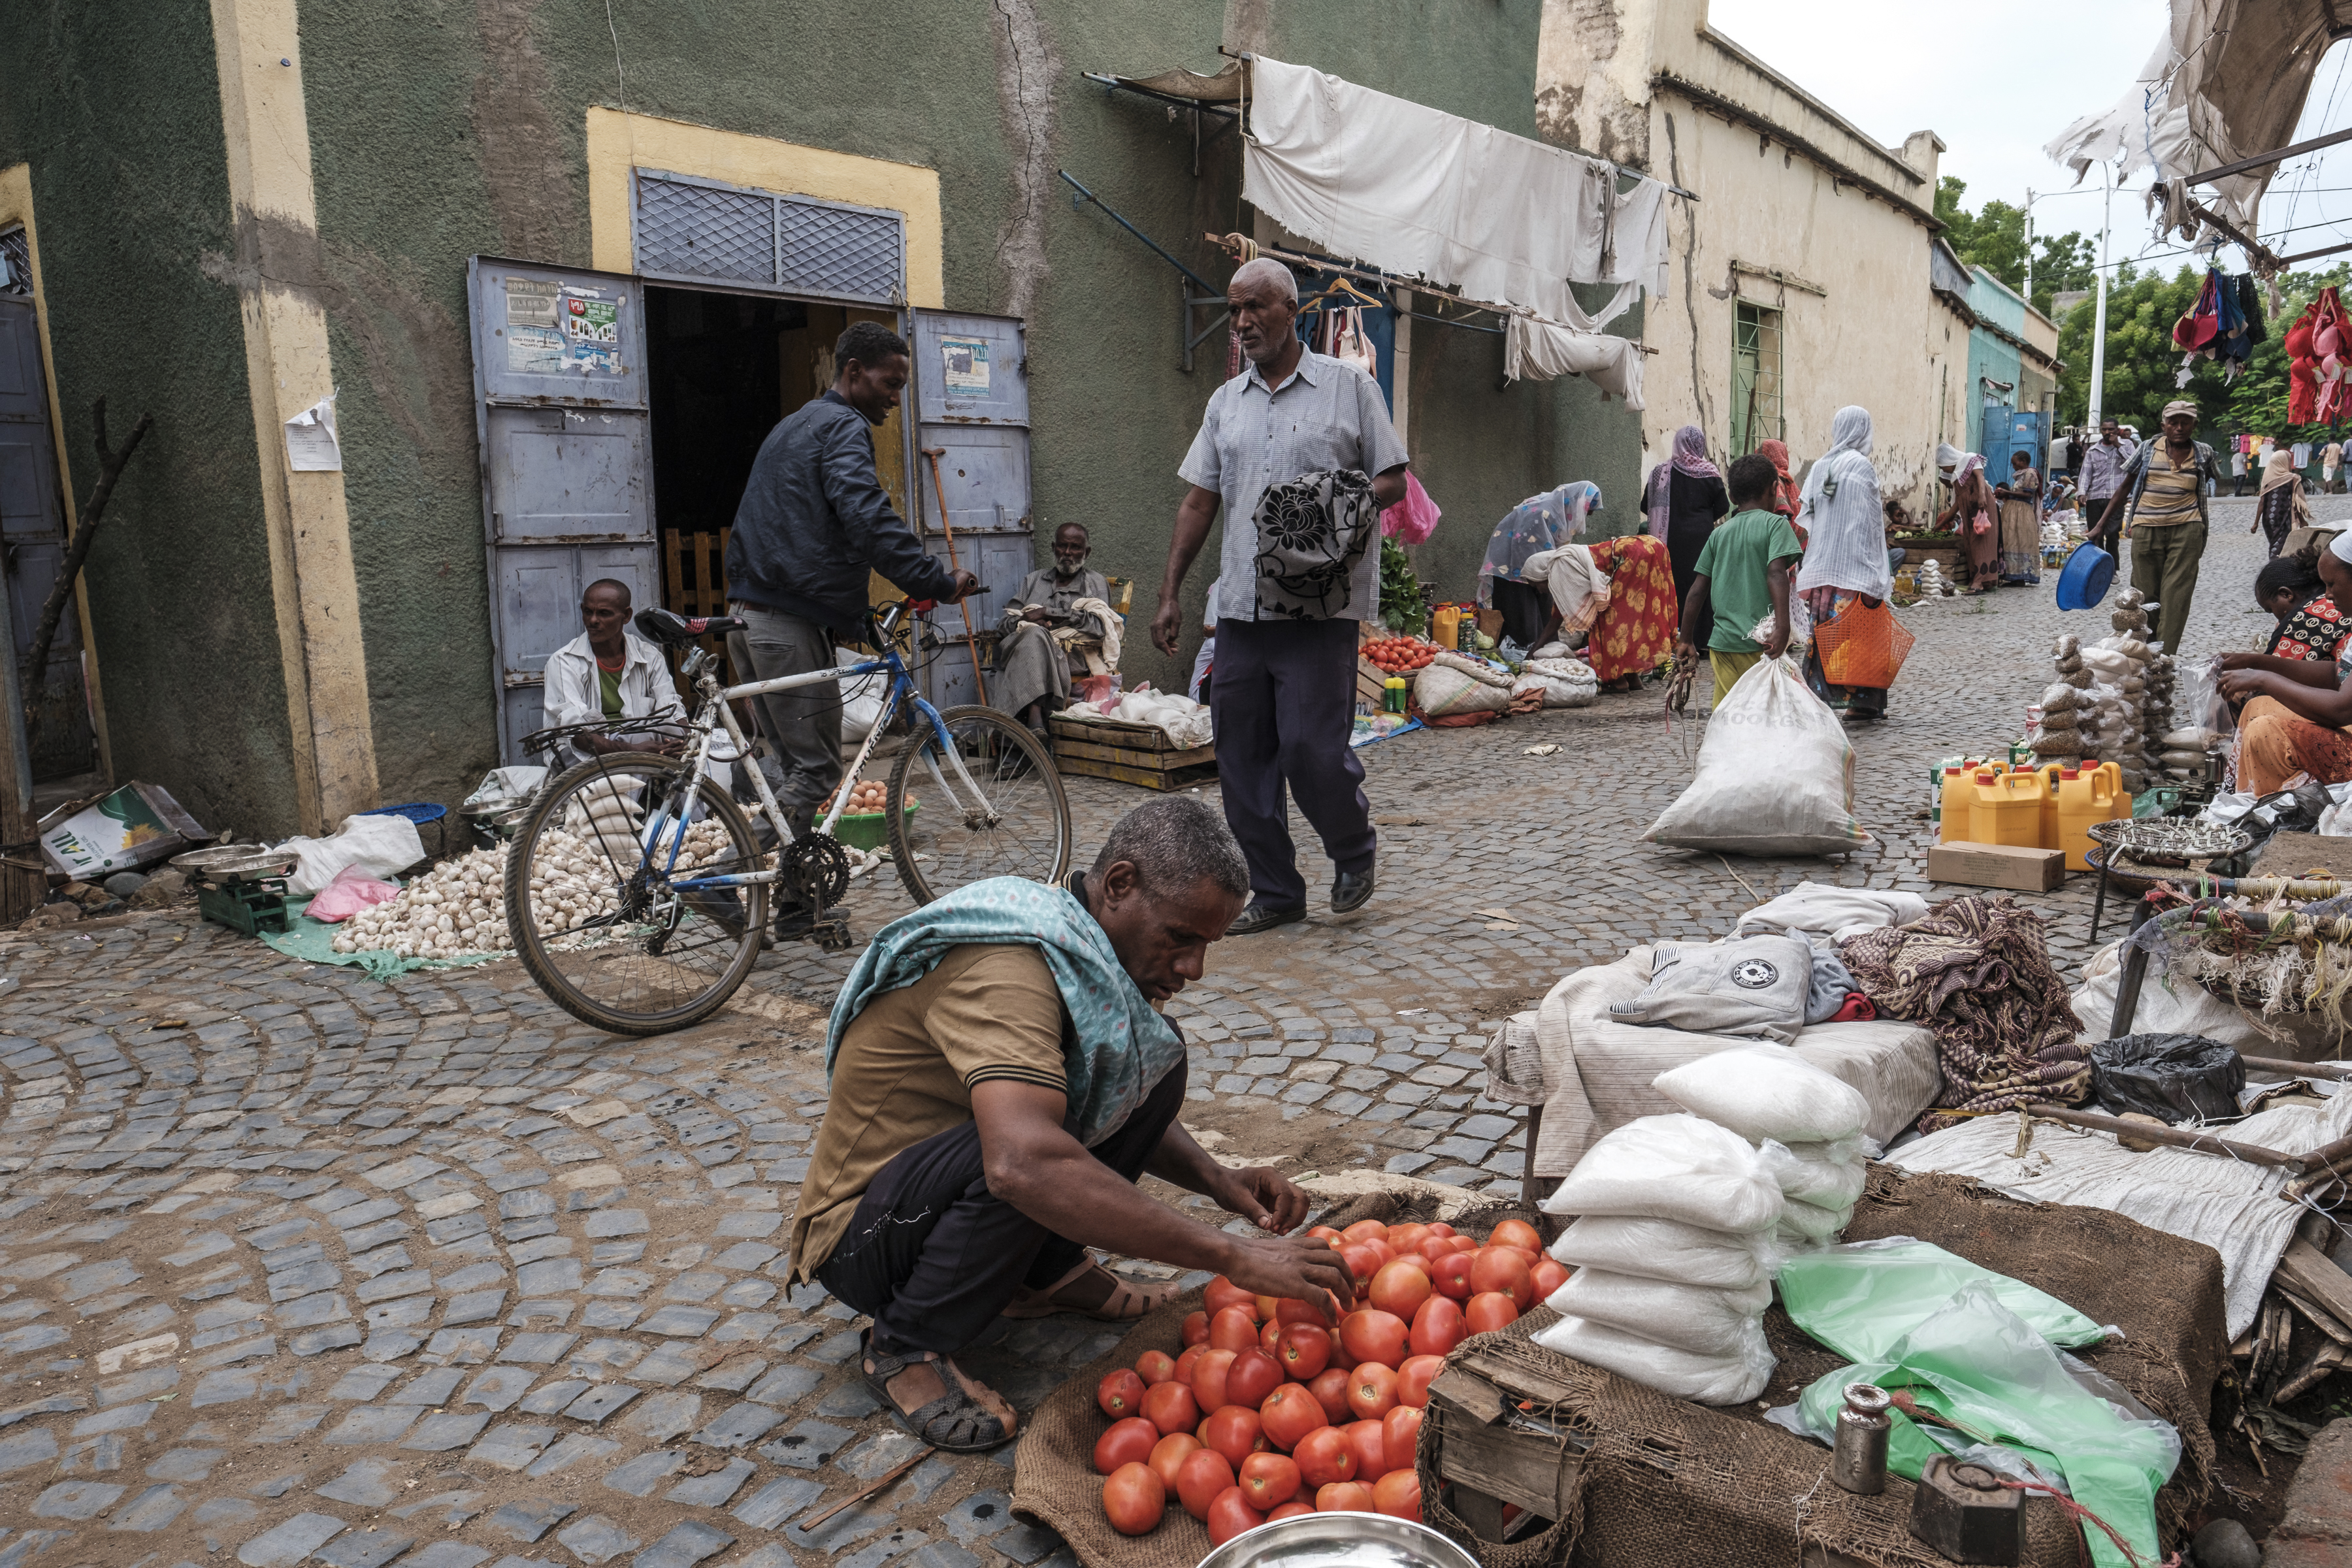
[{"xmin": 1705, "ymin": 0, "xmax": 2352, "ymax": 279}]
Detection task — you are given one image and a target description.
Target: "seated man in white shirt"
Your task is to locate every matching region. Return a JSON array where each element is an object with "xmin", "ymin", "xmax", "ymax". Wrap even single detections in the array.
[{"xmin": 542, "ymin": 580, "xmax": 685, "ymax": 759}]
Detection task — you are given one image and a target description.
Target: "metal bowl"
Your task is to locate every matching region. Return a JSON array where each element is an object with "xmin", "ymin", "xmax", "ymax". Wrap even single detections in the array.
[
  {"xmin": 170, "ymin": 843, "xmax": 268, "ymax": 874},
  {"xmin": 199, "ymin": 849, "xmax": 301, "ymax": 883},
  {"xmin": 1192, "ymin": 1514, "xmax": 1481, "ymax": 1568}
]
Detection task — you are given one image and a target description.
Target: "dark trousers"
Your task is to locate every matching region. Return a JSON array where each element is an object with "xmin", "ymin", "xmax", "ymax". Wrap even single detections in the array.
[
  {"xmin": 2084, "ymin": 498, "xmax": 2118, "ymax": 555},
  {"xmin": 1489, "ymin": 580, "xmax": 1551, "ymax": 649},
  {"xmin": 814, "ymin": 1062, "xmax": 1187, "ymax": 1357},
  {"xmin": 1207, "ymin": 617, "xmax": 1377, "ymax": 909}
]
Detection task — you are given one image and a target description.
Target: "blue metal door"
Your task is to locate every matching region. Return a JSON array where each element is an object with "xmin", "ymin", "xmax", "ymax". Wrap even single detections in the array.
[
  {"xmin": 466, "ymin": 259, "xmax": 659, "ymax": 761},
  {"xmin": 2009, "ymin": 410, "xmax": 2046, "ymax": 476},
  {"xmin": 0, "ymin": 294, "xmax": 91, "ymax": 777},
  {"xmin": 1980, "ymin": 403, "xmax": 2016, "ymax": 478},
  {"xmin": 909, "ymin": 310, "xmax": 1030, "ymax": 711}
]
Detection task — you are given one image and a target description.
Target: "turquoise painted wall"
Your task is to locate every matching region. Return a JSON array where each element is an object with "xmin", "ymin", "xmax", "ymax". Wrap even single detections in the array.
[{"xmin": 5, "ymin": 0, "xmax": 1642, "ymax": 830}]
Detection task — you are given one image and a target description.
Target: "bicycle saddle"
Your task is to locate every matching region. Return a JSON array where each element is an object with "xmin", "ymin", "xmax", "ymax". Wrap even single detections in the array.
[{"xmin": 635, "ymin": 608, "xmax": 746, "ymax": 644}]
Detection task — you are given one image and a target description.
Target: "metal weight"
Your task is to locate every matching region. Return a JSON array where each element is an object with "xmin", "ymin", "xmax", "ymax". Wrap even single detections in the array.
[
  {"xmin": 1830, "ymin": 1382, "xmax": 1891, "ymax": 1494},
  {"xmin": 1908, "ymin": 1456, "xmax": 2022, "ymax": 1565}
]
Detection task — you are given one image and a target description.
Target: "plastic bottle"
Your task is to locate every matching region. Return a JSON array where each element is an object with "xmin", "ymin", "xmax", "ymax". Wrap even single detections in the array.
[
  {"xmin": 1943, "ymin": 762, "xmax": 2003, "ymax": 843},
  {"xmin": 1431, "ymin": 605, "xmax": 1461, "ymax": 651},
  {"xmin": 1972, "ymin": 770, "xmax": 2046, "ymax": 848},
  {"xmin": 2057, "ymin": 766, "xmax": 2124, "ymax": 870},
  {"xmin": 2029, "ymin": 762, "xmax": 2066, "ymax": 850},
  {"xmin": 1384, "ymin": 676, "xmax": 1407, "ymax": 713}
]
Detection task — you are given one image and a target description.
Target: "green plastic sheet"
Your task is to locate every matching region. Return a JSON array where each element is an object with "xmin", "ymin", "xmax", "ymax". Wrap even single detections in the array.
[
  {"xmin": 1778, "ymin": 1237, "xmax": 2112, "ymax": 1361},
  {"xmin": 1782, "ymin": 1287, "xmax": 2178, "ymax": 1568},
  {"xmin": 259, "ymin": 896, "xmax": 506, "ymax": 982}
]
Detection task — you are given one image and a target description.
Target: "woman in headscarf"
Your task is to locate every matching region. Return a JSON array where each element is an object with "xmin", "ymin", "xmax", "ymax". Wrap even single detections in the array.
[
  {"xmin": 1580, "ymin": 533, "xmax": 1678, "ymax": 693},
  {"xmin": 2253, "ymin": 443, "xmax": 2311, "ymax": 558},
  {"xmin": 1994, "ymin": 449, "xmax": 2042, "ymax": 585},
  {"xmin": 1644, "ymin": 425, "xmax": 1730, "ymax": 609},
  {"xmin": 1757, "ymin": 438, "xmax": 1805, "ymax": 543},
  {"xmin": 1477, "ymin": 482, "xmax": 1601, "ymax": 650},
  {"xmin": 1795, "ymin": 406, "xmax": 1903, "ymax": 722},
  {"xmin": 1935, "ymin": 446, "xmax": 2001, "ymax": 594}
]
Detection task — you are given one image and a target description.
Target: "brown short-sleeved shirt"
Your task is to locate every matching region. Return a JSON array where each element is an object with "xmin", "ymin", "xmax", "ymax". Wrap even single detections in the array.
[{"xmin": 789, "ymin": 944, "xmax": 1068, "ymax": 1281}]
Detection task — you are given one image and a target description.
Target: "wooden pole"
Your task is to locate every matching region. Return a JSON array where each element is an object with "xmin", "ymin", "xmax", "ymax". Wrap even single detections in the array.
[
  {"xmin": 920, "ymin": 448, "xmax": 990, "ymax": 706},
  {"xmin": 24, "ymin": 397, "xmax": 152, "ymax": 742},
  {"xmin": 2026, "ymin": 1104, "xmax": 2304, "ymax": 1169}
]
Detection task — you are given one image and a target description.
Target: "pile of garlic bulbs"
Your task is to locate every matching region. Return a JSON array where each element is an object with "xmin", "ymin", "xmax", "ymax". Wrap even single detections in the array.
[{"xmin": 328, "ymin": 818, "xmax": 742, "ymax": 960}]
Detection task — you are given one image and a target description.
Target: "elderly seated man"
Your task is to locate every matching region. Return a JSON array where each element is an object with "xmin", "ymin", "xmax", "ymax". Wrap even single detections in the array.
[
  {"xmin": 789, "ymin": 796, "xmax": 1352, "ymax": 1451},
  {"xmin": 994, "ymin": 523, "xmax": 1121, "ymax": 737},
  {"xmin": 541, "ymin": 579, "xmax": 683, "ymax": 758}
]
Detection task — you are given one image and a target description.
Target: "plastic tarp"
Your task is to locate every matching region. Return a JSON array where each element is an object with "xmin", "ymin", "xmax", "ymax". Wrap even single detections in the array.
[
  {"xmin": 1776, "ymin": 1237, "xmax": 2112, "ymax": 1362},
  {"xmin": 1774, "ymin": 1289, "xmax": 2179, "ymax": 1568},
  {"xmin": 259, "ymin": 894, "xmax": 507, "ymax": 982},
  {"xmin": 1887, "ymin": 1081, "xmax": 2352, "ymax": 1335},
  {"xmin": 2042, "ymin": 1, "xmax": 2334, "ymax": 243}
]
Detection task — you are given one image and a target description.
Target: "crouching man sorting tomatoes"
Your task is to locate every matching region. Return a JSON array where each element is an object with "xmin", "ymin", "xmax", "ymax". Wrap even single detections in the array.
[{"xmin": 787, "ymin": 796, "xmax": 1355, "ymax": 1452}]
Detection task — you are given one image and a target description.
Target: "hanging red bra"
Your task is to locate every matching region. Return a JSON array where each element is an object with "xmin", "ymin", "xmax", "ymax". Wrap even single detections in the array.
[{"xmin": 2288, "ymin": 286, "xmax": 2350, "ymax": 425}]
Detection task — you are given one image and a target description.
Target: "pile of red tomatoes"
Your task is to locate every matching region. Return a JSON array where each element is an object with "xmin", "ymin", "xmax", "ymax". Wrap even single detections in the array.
[
  {"xmin": 1091, "ymin": 1216, "xmax": 1563, "ymax": 1543},
  {"xmin": 1361, "ymin": 636, "xmax": 1439, "ymax": 676}
]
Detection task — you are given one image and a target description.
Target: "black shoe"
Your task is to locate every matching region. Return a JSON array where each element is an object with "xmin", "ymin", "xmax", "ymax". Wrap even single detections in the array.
[
  {"xmin": 774, "ymin": 905, "xmax": 819, "ymax": 939},
  {"xmin": 1226, "ymin": 901, "xmax": 1307, "ymax": 936},
  {"xmin": 1330, "ymin": 868, "xmax": 1376, "ymax": 914}
]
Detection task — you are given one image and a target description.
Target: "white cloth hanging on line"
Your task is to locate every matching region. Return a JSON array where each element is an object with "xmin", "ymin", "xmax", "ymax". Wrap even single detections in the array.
[
  {"xmin": 1503, "ymin": 316, "xmax": 1646, "ymax": 406},
  {"xmin": 1243, "ymin": 56, "xmax": 1674, "ymax": 321}
]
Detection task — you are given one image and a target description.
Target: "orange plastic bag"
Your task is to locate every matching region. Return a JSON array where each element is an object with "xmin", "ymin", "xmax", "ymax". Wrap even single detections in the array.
[{"xmin": 1814, "ymin": 596, "xmax": 1915, "ymax": 689}]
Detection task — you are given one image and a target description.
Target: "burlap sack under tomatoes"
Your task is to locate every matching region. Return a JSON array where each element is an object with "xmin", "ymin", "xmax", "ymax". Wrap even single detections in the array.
[
  {"xmin": 1413, "ymin": 649, "xmax": 1513, "ymax": 720},
  {"xmin": 1646, "ymin": 657, "xmax": 1869, "ymax": 857}
]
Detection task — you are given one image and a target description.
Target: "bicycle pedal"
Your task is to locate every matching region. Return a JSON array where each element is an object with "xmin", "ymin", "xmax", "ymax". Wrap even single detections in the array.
[{"xmin": 809, "ymin": 916, "xmax": 853, "ymax": 951}]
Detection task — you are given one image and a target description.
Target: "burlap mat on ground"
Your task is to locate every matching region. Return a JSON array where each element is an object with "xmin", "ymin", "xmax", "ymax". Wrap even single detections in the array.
[
  {"xmin": 1414, "ymin": 1167, "xmax": 2228, "ymax": 1568},
  {"xmin": 1010, "ymin": 1187, "xmax": 1528, "ymax": 1568}
]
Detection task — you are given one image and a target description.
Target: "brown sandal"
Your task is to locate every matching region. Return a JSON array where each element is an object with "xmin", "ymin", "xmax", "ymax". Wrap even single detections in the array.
[
  {"xmin": 1000, "ymin": 1256, "xmax": 1184, "ymax": 1322},
  {"xmin": 862, "ymin": 1333, "xmax": 1017, "ymax": 1453}
]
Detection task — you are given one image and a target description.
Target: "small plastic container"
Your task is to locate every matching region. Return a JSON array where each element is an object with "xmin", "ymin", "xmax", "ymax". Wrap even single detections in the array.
[
  {"xmin": 1972, "ymin": 770, "xmax": 2046, "ymax": 847},
  {"xmin": 1431, "ymin": 606, "xmax": 1462, "ymax": 651},
  {"xmin": 1941, "ymin": 762, "xmax": 1999, "ymax": 843},
  {"xmin": 2055, "ymin": 766, "xmax": 2124, "ymax": 870}
]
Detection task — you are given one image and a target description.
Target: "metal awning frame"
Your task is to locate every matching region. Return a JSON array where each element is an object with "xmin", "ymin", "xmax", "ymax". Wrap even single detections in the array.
[{"xmin": 1083, "ymin": 73, "xmax": 1239, "ymax": 178}]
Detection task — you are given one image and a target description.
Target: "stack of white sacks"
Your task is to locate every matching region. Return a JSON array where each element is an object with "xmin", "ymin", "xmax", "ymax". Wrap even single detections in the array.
[{"xmin": 1528, "ymin": 1049, "xmax": 1877, "ymax": 1405}]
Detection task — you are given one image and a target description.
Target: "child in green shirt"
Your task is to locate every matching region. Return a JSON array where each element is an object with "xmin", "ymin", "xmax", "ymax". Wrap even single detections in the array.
[{"xmin": 1676, "ymin": 452, "xmax": 1804, "ymax": 706}]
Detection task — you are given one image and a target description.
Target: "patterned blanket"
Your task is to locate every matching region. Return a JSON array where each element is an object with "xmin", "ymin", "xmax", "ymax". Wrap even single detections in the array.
[{"xmin": 1838, "ymin": 895, "xmax": 2091, "ymax": 1132}]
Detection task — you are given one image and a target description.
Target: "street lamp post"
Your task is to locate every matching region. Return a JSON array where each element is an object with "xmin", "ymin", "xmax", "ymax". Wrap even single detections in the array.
[{"xmin": 2087, "ymin": 161, "xmax": 2112, "ymax": 430}]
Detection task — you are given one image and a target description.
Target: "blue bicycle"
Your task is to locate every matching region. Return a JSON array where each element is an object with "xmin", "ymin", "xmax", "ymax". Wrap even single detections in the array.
[{"xmin": 506, "ymin": 599, "xmax": 1070, "ymax": 1034}]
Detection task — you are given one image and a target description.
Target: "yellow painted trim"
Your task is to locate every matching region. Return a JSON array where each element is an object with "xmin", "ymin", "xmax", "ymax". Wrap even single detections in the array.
[
  {"xmin": 210, "ymin": 0, "xmax": 379, "ymax": 834},
  {"xmin": 0, "ymin": 163, "xmax": 114, "ymax": 782},
  {"xmin": 585, "ymin": 108, "xmax": 944, "ymax": 308}
]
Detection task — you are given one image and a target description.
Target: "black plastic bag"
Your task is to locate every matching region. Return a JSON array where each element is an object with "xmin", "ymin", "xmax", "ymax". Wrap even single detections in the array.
[{"xmin": 2091, "ymin": 1033, "xmax": 2245, "ymax": 1123}]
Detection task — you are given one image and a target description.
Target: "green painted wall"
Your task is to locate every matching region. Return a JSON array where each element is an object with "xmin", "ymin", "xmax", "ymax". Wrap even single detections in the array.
[
  {"xmin": 8, "ymin": 0, "xmax": 1642, "ymax": 833},
  {"xmin": 0, "ymin": 0, "xmax": 301, "ymax": 841}
]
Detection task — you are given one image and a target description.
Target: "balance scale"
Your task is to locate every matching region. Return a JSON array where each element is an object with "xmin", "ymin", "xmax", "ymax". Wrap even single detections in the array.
[{"xmin": 171, "ymin": 843, "xmax": 298, "ymax": 937}]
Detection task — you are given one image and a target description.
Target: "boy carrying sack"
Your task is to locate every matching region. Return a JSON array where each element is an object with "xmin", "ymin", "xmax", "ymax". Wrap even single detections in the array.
[{"xmin": 1676, "ymin": 453, "xmax": 1804, "ymax": 705}]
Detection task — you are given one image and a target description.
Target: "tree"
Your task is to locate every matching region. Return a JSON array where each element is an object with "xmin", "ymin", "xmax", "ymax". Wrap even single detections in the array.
[{"xmin": 1938, "ymin": 176, "xmax": 2093, "ymax": 317}]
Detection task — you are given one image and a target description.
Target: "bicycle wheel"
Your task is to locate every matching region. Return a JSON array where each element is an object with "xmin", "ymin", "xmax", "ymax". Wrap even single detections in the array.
[
  {"xmin": 504, "ymin": 755, "xmax": 770, "ymax": 1036},
  {"xmin": 887, "ymin": 704, "xmax": 1071, "ymax": 904}
]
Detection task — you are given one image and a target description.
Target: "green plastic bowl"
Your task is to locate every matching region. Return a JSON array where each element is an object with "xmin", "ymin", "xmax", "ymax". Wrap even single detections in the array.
[{"xmin": 830, "ymin": 800, "xmax": 916, "ymax": 851}]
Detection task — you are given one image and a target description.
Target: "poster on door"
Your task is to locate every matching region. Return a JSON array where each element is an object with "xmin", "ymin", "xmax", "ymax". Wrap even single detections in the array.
[
  {"xmin": 561, "ymin": 287, "xmax": 625, "ymax": 376},
  {"xmin": 940, "ymin": 337, "xmax": 990, "ymax": 397}
]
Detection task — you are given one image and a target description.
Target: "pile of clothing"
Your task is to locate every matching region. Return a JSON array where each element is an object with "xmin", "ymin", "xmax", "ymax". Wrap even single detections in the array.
[
  {"xmin": 2170, "ymin": 265, "xmax": 2263, "ymax": 387},
  {"xmin": 1838, "ymin": 894, "xmax": 2091, "ymax": 1133}
]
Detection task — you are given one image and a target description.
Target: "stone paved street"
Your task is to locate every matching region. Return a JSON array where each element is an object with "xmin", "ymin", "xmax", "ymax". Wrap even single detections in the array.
[{"xmin": 0, "ymin": 494, "xmax": 2321, "ymax": 1568}]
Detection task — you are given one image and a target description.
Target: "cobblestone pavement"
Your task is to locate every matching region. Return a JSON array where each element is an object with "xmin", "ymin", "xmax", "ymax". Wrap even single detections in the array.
[{"xmin": 0, "ymin": 494, "xmax": 2320, "ymax": 1568}]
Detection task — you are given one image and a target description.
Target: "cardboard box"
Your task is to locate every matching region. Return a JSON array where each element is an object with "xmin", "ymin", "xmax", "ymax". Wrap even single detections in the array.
[
  {"xmin": 38, "ymin": 783, "xmax": 210, "ymax": 879},
  {"xmin": 1927, "ymin": 840, "xmax": 2065, "ymax": 892}
]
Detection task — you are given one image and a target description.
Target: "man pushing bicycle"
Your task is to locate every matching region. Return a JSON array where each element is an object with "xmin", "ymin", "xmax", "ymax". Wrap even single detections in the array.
[{"xmin": 726, "ymin": 319, "xmax": 979, "ymax": 939}]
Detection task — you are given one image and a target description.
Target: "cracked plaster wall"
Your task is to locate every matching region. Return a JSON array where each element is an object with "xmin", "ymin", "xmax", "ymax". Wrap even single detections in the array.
[{"xmin": 5, "ymin": 0, "xmax": 1642, "ymax": 821}]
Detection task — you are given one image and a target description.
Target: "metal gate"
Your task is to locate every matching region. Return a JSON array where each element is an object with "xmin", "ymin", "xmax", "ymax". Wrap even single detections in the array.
[
  {"xmin": 465, "ymin": 258, "xmax": 659, "ymax": 762},
  {"xmin": 0, "ymin": 291, "xmax": 91, "ymax": 776},
  {"xmin": 909, "ymin": 310, "xmax": 1031, "ymax": 710}
]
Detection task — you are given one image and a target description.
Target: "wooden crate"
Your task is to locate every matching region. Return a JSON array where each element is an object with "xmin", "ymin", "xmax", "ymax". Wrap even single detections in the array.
[
  {"xmin": 662, "ymin": 527, "xmax": 736, "ymax": 692},
  {"xmin": 1421, "ymin": 1341, "xmax": 1590, "ymax": 1545},
  {"xmin": 1048, "ymin": 712, "xmax": 1215, "ymax": 791}
]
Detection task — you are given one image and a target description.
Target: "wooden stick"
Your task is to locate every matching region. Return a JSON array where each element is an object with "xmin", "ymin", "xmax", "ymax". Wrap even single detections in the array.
[
  {"xmin": 2027, "ymin": 1105, "xmax": 2304, "ymax": 1169},
  {"xmin": 2275, "ymin": 1341, "xmax": 2344, "ymax": 1403},
  {"xmin": 24, "ymin": 397, "xmax": 152, "ymax": 739},
  {"xmin": 798, "ymin": 1446, "xmax": 936, "ymax": 1533},
  {"xmin": 2298, "ymin": 1126, "xmax": 2352, "ymax": 1171},
  {"xmin": 919, "ymin": 448, "xmax": 989, "ymax": 708},
  {"xmin": 2242, "ymin": 1056, "xmax": 2352, "ymax": 1085}
]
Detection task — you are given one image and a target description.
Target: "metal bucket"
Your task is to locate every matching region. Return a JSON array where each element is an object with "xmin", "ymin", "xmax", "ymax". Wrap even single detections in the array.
[{"xmin": 1192, "ymin": 1514, "xmax": 1480, "ymax": 1568}]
